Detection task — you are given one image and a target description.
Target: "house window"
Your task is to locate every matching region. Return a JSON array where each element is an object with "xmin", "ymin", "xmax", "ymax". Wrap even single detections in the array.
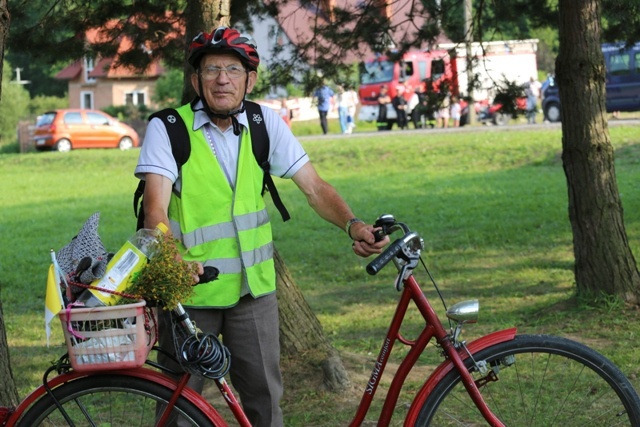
[
  {"xmin": 84, "ymin": 57, "xmax": 96, "ymax": 83},
  {"xmin": 125, "ymin": 91, "xmax": 146, "ymax": 106},
  {"xmin": 81, "ymin": 91, "xmax": 94, "ymax": 109}
]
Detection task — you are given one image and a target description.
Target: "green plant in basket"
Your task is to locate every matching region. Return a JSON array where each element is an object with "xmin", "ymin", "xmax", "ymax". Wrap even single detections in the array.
[{"xmin": 124, "ymin": 234, "xmax": 197, "ymax": 310}]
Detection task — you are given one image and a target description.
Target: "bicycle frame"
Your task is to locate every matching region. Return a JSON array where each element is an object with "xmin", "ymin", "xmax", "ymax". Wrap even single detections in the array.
[{"xmin": 348, "ymin": 273, "xmax": 516, "ymax": 427}]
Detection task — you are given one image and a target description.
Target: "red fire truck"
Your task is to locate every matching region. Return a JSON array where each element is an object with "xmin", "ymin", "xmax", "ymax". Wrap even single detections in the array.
[{"xmin": 358, "ymin": 39, "xmax": 539, "ymax": 128}]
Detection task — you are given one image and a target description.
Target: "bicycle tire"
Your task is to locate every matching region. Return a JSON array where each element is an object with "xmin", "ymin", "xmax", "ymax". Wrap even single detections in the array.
[
  {"xmin": 415, "ymin": 334, "xmax": 640, "ymax": 426},
  {"xmin": 15, "ymin": 374, "xmax": 217, "ymax": 426}
]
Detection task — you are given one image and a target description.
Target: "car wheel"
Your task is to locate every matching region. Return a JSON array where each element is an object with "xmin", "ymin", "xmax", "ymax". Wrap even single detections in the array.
[
  {"xmin": 493, "ymin": 113, "xmax": 510, "ymax": 126},
  {"xmin": 118, "ymin": 136, "xmax": 134, "ymax": 151},
  {"xmin": 55, "ymin": 138, "xmax": 72, "ymax": 152},
  {"xmin": 544, "ymin": 102, "xmax": 561, "ymax": 122}
]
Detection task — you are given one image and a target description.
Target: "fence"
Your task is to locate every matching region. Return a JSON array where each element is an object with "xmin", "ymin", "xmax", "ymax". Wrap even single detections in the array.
[{"xmin": 17, "ymin": 121, "xmax": 34, "ymax": 153}]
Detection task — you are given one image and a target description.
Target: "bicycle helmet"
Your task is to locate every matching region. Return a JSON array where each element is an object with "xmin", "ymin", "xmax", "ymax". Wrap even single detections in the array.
[{"xmin": 188, "ymin": 27, "xmax": 260, "ymax": 71}]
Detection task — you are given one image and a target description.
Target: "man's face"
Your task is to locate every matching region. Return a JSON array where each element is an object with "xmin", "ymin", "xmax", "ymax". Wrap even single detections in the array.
[{"xmin": 192, "ymin": 53, "xmax": 257, "ymax": 114}]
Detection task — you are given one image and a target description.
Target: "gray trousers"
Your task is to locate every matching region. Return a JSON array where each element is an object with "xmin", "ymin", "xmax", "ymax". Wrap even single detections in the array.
[{"xmin": 158, "ymin": 293, "xmax": 284, "ymax": 427}]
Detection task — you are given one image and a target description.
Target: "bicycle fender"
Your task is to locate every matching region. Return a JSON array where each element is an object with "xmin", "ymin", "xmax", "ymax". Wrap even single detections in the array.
[
  {"xmin": 6, "ymin": 368, "xmax": 229, "ymax": 427},
  {"xmin": 404, "ymin": 327, "xmax": 517, "ymax": 426},
  {"xmin": 5, "ymin": 370, "xmax": 87, "ymax": 426}
]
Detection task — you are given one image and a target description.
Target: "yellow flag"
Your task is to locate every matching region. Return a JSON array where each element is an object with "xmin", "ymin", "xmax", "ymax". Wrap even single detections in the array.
[{"xmin": 45, "ymin": 263, "xmax": 64, "ymax": 346}]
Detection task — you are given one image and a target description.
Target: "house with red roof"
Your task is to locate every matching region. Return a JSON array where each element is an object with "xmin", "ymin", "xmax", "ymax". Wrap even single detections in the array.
[{"xmin": 55, "ymin": 23, "xmax": 170, "ymax": 110}]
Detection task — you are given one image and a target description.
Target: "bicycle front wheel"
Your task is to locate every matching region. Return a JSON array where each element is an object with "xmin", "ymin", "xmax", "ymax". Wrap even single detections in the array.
[
  {"xmin": 16, "ymin": 374, "xmax": 216, "ymax": 426},
  {"xmin": 416, "ymin": 334, "xmax": 640, "ymax": 426}
]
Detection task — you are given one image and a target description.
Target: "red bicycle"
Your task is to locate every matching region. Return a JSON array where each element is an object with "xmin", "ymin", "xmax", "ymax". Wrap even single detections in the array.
[{"xmin": 2, "ymin": 214, "xmax": 640, "ymax": 426}]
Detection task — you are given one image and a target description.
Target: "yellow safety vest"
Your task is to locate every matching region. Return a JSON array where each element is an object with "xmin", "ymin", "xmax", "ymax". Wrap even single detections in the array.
[{"xmin": 168, "ymin": 105, "xmax": 275, "ymax": 308}]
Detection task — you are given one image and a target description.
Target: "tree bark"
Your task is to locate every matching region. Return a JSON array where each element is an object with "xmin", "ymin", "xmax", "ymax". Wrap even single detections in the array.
[
  {"xmin": 557, "ymin": 0, "xmax": 640, "ymax": 303},
  {"xmin": 274, "ymin": 248, "xmax": 350, "ymax": 391},
  {"xmin": 0, "ymin": 300, "xmax": 19, "ymax": 406},
  {"xmin": 0, "ymin": 0, "xmax": 18, "ymax": 407}
]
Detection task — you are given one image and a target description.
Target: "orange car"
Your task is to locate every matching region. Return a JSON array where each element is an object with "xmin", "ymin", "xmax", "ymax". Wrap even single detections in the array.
[{"xmin": 33, "ymin": 109, "xmax": 140, "ymax": 152}]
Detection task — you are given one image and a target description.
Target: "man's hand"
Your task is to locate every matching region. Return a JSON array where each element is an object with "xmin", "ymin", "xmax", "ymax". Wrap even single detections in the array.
[{"xmin": 349, "ymin": 222, "xmax": 389, "ymax": 257}]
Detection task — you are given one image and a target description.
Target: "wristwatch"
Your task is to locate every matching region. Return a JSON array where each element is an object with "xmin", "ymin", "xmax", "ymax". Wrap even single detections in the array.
[{"xmin": 345, "ymin": 218, "xmax": 364, "ymax": 239}]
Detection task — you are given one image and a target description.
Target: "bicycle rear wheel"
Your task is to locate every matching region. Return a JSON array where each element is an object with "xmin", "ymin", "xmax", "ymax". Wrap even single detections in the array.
[
  {"xmin": 416, "ymin": 334, "xmax": 640, "ymax": 426},
  {"xmin": 16, "ymin": 374, "xmax": 216, "ymax": 426}
]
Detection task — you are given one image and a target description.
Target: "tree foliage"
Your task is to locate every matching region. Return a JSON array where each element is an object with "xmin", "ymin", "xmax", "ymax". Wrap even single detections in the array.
[
  {"xmin": 0, "ymin": 60, "xmax": 29, "ymax": 143},
  {"xmin": 7, "ymin": 0, "xmax": 269, "ymax": 73},
  {"xmin": 601, "ymin": 0, "xmax": 640, "ymax": 45},
  {"xmin": 152, "ymin": 67, "xmax": 183, "ymax": 108}
]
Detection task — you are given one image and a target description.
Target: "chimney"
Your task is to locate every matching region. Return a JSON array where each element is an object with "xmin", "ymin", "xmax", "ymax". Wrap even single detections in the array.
[
  {"xmin": 320, "ymin": 0, "xmax": 336, "ymax": 22},
  {"xmin": 373, "ymin": 0, "xmax": 392, "ymax": 20}
]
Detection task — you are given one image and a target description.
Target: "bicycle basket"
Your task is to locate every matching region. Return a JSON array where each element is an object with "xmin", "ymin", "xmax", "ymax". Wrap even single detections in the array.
[{"xmin": 58, "ymin": 300, "xmax": 157, "ymax": 372}]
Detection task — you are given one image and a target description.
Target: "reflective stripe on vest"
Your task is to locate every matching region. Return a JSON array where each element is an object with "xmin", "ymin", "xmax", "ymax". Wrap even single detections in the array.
[{"xmin": 168, "ymin": 104, "xmax": 275, "ymax": 308}]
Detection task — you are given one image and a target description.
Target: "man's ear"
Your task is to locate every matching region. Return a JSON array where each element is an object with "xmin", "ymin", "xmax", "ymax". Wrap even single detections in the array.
[
  {"xmin": 245, "ymin": 70, "xmax": 258, "ymax": 95},
  {"xmin": 191, "ymin": 72, "xmax": 201, "ymax": 96}
]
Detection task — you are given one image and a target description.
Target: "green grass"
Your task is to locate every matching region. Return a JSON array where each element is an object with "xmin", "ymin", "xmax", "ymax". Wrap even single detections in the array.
[{"xmin": 2, "ymin": 123, "xmax": 640, "ymax": 425}]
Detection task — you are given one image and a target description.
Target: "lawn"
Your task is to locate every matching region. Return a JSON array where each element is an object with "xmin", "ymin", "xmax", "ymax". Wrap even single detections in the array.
[{"xmin": 1, "ymin": 123, "xmax": 640, "ymax": 425}]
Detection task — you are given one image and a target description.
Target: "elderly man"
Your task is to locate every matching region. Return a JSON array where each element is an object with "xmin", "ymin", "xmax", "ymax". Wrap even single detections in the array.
[{"xmin": 135, "ymin": 26, "xmax": 386, "ymax": 427}]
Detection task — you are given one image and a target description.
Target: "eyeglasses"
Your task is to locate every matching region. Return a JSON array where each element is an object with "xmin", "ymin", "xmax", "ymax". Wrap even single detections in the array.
[{"xmin": 200, "ymin": 65, "xmax": 247, "ymax": 80}]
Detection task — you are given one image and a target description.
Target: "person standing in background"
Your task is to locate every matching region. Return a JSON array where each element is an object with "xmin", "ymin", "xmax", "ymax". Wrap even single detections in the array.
[
  {"xmin": 450, "ymin": 95, "xmax": 461, "ymax": 128},
  {"xmin": 526, "ymin": 76, "xmax": 542, "ymax": 124},
  {"xmin": 313, "ymin": 79, "xmax": 334, "ymax": 134},
  {"xmin": 392, "ymin": 85, "xmax": 409, "ymax": 130},
  {"xmin": 336, "ymin": 86, "xmax": 350, "ymax": 134},
  {"xmin": 279, "ymin": 98, "xmax": 291, "ymax": 128},
  {"xmin": 376, "ymin": 85, "xmax": 392, "ymax": 131},
  {"xmin": 344, "ymin": 85, "xmax": 359, "ymax": 133},
  {"xmin": 436, "ymin": 94, "xmax": 450, "ymax": 128}
]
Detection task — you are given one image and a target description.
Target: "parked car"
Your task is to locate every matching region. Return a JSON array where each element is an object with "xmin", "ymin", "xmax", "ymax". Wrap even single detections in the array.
[
  {"xmin": 542, "ymin": 42, "xmax": 640, "ymax": 122},
  {"xmin": 33, "ymin": 109, "xmax": 140, "ymax": 152}
]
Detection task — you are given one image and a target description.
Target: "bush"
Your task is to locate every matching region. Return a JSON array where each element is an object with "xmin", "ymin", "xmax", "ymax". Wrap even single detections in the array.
[
  {"xmin": 0, "ymin": 61, "xmax": 30, "ymax": 145},
  {"xmin": 29, "ymin": 95, "xmax": 68, "ymax": 116}
]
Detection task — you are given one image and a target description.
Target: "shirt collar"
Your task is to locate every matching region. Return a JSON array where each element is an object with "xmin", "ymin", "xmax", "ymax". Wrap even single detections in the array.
[{"xmin": 191, "ymin": 99, "xmax": 249, "ymax": 133}]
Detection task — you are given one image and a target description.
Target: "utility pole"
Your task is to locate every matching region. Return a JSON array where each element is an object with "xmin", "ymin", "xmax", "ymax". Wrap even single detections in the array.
[{"xmin": 464, "ymin": 0, "xmax": 475, "ymax": 124}]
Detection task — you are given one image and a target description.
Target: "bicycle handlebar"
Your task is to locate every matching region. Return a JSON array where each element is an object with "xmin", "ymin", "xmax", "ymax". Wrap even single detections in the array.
[
  {"xmin": 366, "ymin": 231, "xmax": 420, "ymax": 275},
  {"xmin": 366, "ymin": 214, "xmax": 423, "ymax": 276}
]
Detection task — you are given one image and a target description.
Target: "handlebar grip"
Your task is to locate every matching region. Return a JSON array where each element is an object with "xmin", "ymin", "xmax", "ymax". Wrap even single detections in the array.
[
  {"xmin": 366, "ymin": 238, "xmax": 406, "ymax": 275},
  {"xmin": 198, "ymin": 266, "xmax": 219, "ymax": 284},
  {"xmin": 373, "ymin": 229, "xmax": 386, "ymax": 242}
]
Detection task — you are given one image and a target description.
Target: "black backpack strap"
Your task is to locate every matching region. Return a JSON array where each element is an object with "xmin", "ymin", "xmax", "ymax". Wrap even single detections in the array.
[
  {"xmin": 134, "ymin": 108, "xmax": 191, "ymax": 230},
  {"xmin": 149, "ymin": 108, "xmax": 191, "ymax": 170},
  {"xmin": 245, "ymin": 101, "xmax": 291, "ymax": 222}
]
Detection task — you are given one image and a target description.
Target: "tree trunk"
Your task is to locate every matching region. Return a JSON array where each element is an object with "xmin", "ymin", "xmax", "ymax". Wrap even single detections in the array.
[
  {"xmin": 557, "ymin": 0, "xmax": 640, "ymax": 303},
  {"xmin": 0, "ymin": 0, "xmax": 18, "ymax": 407},
  {"xmin": 274, "ymin": 248, "xmax": 350, "ymax": 391},
  {"xmin": 0, "ymin": 299, "xmax": 19, "ymax": 406}
]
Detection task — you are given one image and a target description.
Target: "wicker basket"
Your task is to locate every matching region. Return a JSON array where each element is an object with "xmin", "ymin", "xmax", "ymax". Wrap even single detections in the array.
[{"xmin": 58, "ymin": 300, "xmax": 157, "ymax": 372}]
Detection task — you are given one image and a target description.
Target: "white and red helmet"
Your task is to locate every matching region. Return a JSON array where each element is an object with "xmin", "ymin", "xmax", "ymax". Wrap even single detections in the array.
[{"xmin": 188, "ymin": 27, "xmax": 260, "ymax": 71}]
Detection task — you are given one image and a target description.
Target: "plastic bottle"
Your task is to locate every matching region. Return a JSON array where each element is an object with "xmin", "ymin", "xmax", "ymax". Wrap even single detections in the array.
[{"xmin": 75, "ymin": 223, "xmax": 169, "ymax": 307}]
